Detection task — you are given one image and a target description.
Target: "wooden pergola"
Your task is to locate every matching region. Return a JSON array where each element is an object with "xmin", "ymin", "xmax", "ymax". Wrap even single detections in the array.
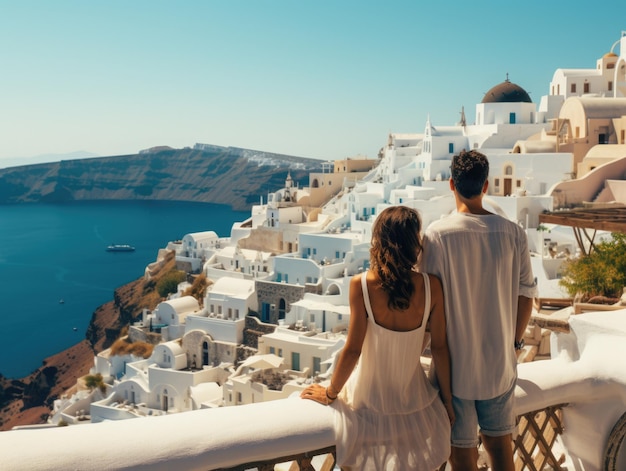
[{"xmin": 539, "ymin": 206, "xmax": 626, "ymax": 255}]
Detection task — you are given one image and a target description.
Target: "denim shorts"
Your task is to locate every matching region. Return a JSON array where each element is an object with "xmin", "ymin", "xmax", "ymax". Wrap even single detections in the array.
[{"xmin": 450, "ymin": 380, "xmax": 517, "ymax": 448}]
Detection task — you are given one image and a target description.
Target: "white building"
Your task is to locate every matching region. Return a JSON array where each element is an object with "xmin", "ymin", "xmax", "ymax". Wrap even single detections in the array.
[
  {"xmin": 141, "ymin": 296, "xmax": 201, "ymax": 341},
  {"xmin": 205, "ymin": 245, "xmax": 272, "ymax": 281},
  {"xmin": 222, "ymin": 353, "xmax": 308, "ymax": 406},
  {"xmin": 285, "ymin": 293, "xmax": 351, "ymax": 333},
  {"xmin": 184, "ymin": 277, "xmax": 257, "ymax": 344},
  {"xmin": 90, "ymin": 358, "xmax": 229, "ymax": 422},
  {"xmin": 258, "ymin": 327, "xmax": 345, "ymax": 375}
]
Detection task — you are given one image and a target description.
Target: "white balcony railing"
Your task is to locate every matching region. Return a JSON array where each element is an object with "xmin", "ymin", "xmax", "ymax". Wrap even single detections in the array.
[{"xmin": 2, "ymin": 310, "xmax": 625, "ymax": 471}]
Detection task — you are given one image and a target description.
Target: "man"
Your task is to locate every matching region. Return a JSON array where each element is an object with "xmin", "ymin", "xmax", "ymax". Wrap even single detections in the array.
[{"xmin": 420, "ymin": 150, "xmax": 537, "ymax": 471}]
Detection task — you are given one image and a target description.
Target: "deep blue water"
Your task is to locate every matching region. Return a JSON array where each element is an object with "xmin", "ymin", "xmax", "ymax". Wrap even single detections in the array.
[{"xmin": 0, "ymin": 201, "xmax": 248, "ymax": 379}]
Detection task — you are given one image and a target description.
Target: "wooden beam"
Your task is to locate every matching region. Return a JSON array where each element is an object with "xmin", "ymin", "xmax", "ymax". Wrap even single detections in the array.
[{"xmin": 539, "ymin": 207, "xmax": 626, "ymax": 234}]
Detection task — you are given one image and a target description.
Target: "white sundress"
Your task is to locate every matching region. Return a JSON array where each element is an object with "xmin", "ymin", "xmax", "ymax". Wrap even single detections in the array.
[{"xmin": 333, "ymin": 272, "xmax": 451, "ymax": 470}]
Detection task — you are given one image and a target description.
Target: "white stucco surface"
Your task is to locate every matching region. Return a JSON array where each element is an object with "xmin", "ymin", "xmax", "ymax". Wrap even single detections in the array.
[{"xmin": 1, "ymin": 395, "xmax": 335, "ymax": 471}]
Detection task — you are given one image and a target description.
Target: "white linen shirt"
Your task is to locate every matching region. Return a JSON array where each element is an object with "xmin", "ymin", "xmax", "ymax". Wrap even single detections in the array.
[{"xmin": 421, "ymin": 212, "xmax": 537, "ymax": 400}]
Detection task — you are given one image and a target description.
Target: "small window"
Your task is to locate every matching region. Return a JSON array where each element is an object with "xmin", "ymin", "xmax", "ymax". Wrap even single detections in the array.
[
  {"xmin": 505, "ymin": 166, "xmax": 513, "ymax": 176},
  {"xmin": 570, "ymin": 83, "xmax": 576, "ymax": 93},
  {"xmin": 509, "ymin": 113, "xmax": 516, "ymax": 124},
  {"xmin": 584, "ymin": 83, "xmax": 590, "ymax": 93},
  {"xmin": 608, "ymin": 81, "xmax": 613, "ymax": 91},
  {"xmin": 516, "ymin": 180, "xmax": 521, "ymax": 187},
  {"xmin": 448, "ymin": 143, "xmax": 454, "ymax": 153},
  {"xmin": 494, "ymin": 178, "xmax": 500, "ymax": 186},
  {"xmin": 278, "ymin": 348, "xmax": 283, "ymax": 357},
  {"xmin": 270, "ymin": 346, "xmax": 275, "ymax": 354}
]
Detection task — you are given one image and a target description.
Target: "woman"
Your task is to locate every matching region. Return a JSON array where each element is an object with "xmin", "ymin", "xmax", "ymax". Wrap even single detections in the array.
[{"xmin": 301, "ymin": 206, "xmax": 454, "ymax": 470}]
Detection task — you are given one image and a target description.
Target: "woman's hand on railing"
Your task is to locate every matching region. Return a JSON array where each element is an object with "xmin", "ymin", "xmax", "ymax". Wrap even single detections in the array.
[{"xmin": 301, "ymin": 384, "xmax": 335, "ymax": 405}]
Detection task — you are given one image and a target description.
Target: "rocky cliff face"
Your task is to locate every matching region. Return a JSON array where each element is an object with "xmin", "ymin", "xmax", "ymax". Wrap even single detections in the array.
[{"xmin": 0, "ymin": 146, "xmax": 323, "ymax": 211}]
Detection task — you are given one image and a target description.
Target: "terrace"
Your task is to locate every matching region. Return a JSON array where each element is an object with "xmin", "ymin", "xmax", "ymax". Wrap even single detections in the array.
[{"xmin": 2, "ymin": 309, "xmax": 626, "ymax": 471}]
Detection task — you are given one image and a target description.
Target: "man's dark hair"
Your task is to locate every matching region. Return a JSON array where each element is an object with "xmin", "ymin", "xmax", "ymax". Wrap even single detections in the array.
[{"xmin": 451, "ymin": 150, "xmax": 489, "ymax": 198}]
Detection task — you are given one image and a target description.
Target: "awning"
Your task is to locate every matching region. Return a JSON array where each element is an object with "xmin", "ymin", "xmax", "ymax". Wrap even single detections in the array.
[{"xmin": 539, "ymin": 206, "xmax": 626, "ymax": 255}]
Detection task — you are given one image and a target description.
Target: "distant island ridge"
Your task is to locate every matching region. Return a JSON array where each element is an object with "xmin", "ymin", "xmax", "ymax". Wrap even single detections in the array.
[{"xmin": 0, "ymin": 143, "xmax": 328, "ymax": 211}]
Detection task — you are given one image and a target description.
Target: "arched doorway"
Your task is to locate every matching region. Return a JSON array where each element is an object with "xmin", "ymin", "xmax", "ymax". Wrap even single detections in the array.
[
  {"xmin": 503, "ymin": 165, "xmax": 514, "ymax": 196},
  {"xmin": 203, "ymin": 341, "xmax": 209, "ymax": 366},
  {"xmin": 278, "ymin": 298, "xmax": 286, "ymax": 320},
  {"xmin": 162, "ymin": 389, "xmax": 169, "ymax": 412}
]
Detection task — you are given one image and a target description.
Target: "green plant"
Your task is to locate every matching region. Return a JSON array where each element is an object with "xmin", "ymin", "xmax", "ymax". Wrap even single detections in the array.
[
  {"xmin": 559, "ymin": 232, "xmax": 626, "ymax": 299},
  {"xmin": 156, "ymin": 269, "xmax": 187, "ymax": 298},
  {"xmin": 83, "ymin": 373, "xmax": 107, "ymax": 394}
]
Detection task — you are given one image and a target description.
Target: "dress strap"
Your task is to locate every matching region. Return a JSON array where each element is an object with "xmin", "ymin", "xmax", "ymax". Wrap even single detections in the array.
[
  {"xmin": 360, "ymin": 271, "xmax": 374, "ymax": 320},
  {"xmin": 421, "ymin": 272, "xmax": 432, "ymax": 328}
]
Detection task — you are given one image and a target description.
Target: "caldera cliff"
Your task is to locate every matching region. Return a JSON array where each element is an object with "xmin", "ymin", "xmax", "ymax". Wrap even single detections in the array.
[{"xmin": 0, "ymin": 145, "xmax": 323, "ymax": 211}]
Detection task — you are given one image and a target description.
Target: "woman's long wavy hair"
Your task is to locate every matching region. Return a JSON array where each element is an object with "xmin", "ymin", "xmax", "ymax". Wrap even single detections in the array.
[{"xmin": 369, "ymin": 206, "xmax": 423, "ymax": 310}]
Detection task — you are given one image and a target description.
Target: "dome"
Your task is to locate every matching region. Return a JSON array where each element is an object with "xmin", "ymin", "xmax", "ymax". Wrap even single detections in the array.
[
  {"xmin": 604, "ymin": 52, "xmax": 618, "ymax": 58},
  {"xmin": 481, "ymin": 80, "xmax": 532, "ymax": 104}
]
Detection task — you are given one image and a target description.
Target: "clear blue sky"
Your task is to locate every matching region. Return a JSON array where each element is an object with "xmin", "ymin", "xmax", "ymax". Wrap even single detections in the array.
[{"xmin": 1, "ymin": 1, "xmax": 624, "ymax": 164}]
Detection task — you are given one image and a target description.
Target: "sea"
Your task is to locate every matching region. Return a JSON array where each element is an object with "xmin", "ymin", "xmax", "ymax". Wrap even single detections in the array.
[{"xmin": 0, "ymin": 200, "xmax": 249, "ymax": 379}]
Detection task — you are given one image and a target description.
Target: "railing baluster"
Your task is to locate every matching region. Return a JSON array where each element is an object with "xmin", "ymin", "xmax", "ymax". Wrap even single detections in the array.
[{"xmin": 513, "ymin": 404, "xmax": 567, "ymax": 471}]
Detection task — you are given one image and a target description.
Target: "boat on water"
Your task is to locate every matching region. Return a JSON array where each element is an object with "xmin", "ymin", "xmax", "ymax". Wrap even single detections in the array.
[{"xmin": 106, "ymin": 244, "xmax": 136, "ymax": 252}]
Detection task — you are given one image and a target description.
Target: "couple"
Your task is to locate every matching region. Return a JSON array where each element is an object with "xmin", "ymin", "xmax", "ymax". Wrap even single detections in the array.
[{"xmin": 301, "ymin": 150, "xmax": 537, "ymax": 470}]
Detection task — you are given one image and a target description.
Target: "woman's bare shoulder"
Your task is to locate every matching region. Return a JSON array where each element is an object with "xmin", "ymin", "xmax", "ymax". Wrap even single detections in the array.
[
  {"xmin": 424, "ymin": 272, "xmax": 442, "ymax": 286},
  {"xmin": 423, "ymin": 273, "xmax": 444, "ymax": 301},
  {"xmin": 349, "ymin": 273, "xmax": 364, "ymax": 291}
]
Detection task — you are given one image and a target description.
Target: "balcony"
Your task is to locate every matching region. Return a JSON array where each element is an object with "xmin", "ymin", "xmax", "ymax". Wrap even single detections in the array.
[{"xmin": 2, "ymin": 309, "xmax": 625, "ymax": 470}]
